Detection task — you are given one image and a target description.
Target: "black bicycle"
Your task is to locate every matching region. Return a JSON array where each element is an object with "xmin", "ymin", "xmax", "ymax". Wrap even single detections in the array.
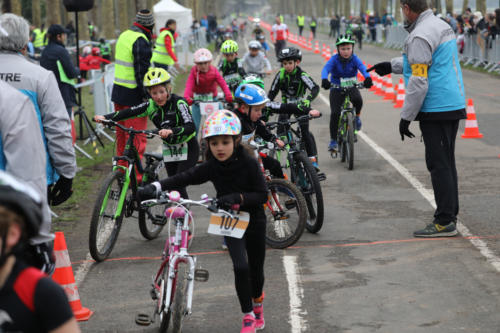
[
  {"xmin": 89, "ymin": 119, "xmax": 167, "ymax": 262},
  {"xmin": 267, "ymin": 114, "xmax": 325, "ymax": 233}
]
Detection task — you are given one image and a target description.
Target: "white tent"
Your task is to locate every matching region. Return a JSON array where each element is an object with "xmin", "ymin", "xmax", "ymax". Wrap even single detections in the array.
[{"xmin": 153, "ymin": 0, "xmax": 193, "ymax": 35}]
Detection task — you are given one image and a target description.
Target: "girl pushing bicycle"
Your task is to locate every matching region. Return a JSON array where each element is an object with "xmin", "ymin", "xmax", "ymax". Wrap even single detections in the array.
[
  {"xmin": 138, "ymin": 110, "xmax": 268, "ymax": 333},
  {"xmin": 94, "ymin": 67, "xmax": 198, "ymax": 199},
  {"xmin": 321, "ymin": 34, "xmax": 373, "ymax": 152}
]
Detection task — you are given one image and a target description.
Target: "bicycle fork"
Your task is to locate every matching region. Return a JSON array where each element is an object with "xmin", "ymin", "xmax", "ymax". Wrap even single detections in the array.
[{"xmin": 164, "ymin": 254, "xmax": 197, "ymax": 316}]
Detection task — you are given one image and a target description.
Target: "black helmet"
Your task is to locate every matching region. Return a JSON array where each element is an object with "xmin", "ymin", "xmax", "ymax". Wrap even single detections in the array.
[
  {"xmin": 277, "ymin": 47, "xmax": 302, "ymax": 62},
  {"xmin": 0, "ymin": 171, "xmax": 42, "ymax": 239}
]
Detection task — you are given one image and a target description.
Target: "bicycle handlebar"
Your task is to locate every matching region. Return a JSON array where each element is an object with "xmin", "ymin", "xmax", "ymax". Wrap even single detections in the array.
[
  {"xmin": 330, "ymin": 82, "xmax": 366, "ymax": 91},
  {"xmin": 265, "ymin": 113, "xmax": 322, "ymax": 130},
  {"xmin": 96, "ymin": 118, "xmax": 160, "ymax": 137}
]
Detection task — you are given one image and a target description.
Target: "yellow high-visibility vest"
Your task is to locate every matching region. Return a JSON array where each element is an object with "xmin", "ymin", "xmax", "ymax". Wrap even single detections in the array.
[
  {"xmin": 151, "ymin": 29, "xmax": 175, "ymax": 66},
  {"xmin": 114, "ymin": 30, "xmax": 148, "ymax": 89}
]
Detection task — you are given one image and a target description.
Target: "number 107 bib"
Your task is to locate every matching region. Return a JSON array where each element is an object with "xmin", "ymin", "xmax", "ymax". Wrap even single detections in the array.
[{"xmin": 207, "ymin": 212, "xmax": 250, "ymax": 239}]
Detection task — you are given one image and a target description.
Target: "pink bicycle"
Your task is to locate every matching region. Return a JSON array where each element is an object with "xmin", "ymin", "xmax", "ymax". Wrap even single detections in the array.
[{"xmin": 135, "ymin": 191, "xmax": 242, "ymax": 333}]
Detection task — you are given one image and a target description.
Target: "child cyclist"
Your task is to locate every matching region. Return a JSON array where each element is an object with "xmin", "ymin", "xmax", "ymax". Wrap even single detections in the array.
[
  {"xmin": 94, "ymin": 68, "xmax": 198, "ymax": 198},
  {"xmin": 218, "ymin": 39, "xmax": 247, "ymax": 95},
  {"xmin": 184, "ymin": 48, "xmax": 233, "ymax": 133},
  {"xmin": 138, "ymin": 110, "xmax": 268, "ymax": 333},
  {"xmin": 320, "ymin": 34, "xmax": 373, "ymax": 152},
  {"xmin": 268, "ymin": 47, "xmax": 320, "ymax": 169},
  {"xmin": 242, "ymin": 40, "xmax": 272, "ymax": 76}
]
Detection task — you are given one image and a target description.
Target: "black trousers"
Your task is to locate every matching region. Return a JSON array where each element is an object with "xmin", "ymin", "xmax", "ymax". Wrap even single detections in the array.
[
  {"xmin": 225, "ymin": 219, "xmax": 266, "ymax": 313},
  {"xmin": 298, "ymin": 26, "xmax": 304, "ymax": 36},
  {"xmin": 329, "ymin": 88, "xmax": 363, "ymax": 140},
  {"xmin": 163, "ymin": 139, "xmax": 199, "ymax": 199},
  {"xmin": 311, "ymin": 27, "xmax": 316, "ymax": 38},
  {"xmin": 419, "ymin": 120, "xmax": 460, "ymax": 225},
  {"xmin": 274, "ymin": 39, "xmax": 286, "ymax": 58}
]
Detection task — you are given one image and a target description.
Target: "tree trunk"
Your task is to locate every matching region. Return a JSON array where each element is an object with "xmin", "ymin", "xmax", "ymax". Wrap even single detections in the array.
[
  {"xmin": 462, "ymin": 0, "xmax": 469, "ymax": 13},
  {"xmin": 46, "ymin": 0, "xmax": 62, "ymax": 26},
  {"xmin": 395, "ymin": 0, "xmax": 401, "ymax": 23},
  {"xmin": 32, "ymin": 0, "xmax": 42, "ymax": 27},
  {"xmin": 78, "ymin": 11, "xmax": 90, "ymax": 40},
  {"xmin": 476, "ymin": 0, "xmax": 486, "ymax": 15},
  {"xmin": 360, "ymin": 0, "xmax": 368, "ymax": 16},
  {"xmin": 116, "ymin": 0, "xmax": 129, "ymax": 33},
  {"xmin": 7, "ymin": 0, "xmax": 22, "ymax": 15},
  {"xmin": 102, "ymin": 0, "xmax": 115, "ymax": 38},
  {"xmin": 445, "ymin": 0, "xmax": 453, "ymax": 14},
  {"xmin": 135, "ymin": 0, "xmax": 147, "ymax": 11},
  {"xmin": 128, "ymin": 0, "xmax": 136, "ymax": 27},
  {"xmin": 373, "ymin": 0, "xmax": 379, "ymax": 16},
  {"xmin": 381, "ymin": 0, "xmax": 388, "ymax": 15}
]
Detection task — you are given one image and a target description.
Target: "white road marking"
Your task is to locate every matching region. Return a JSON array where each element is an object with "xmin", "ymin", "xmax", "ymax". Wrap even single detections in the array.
[
  {"xmin": 318, "ymin": 92, "xmax": 500, "ymax": 273},
  {"xmin": 283, "ymin": 255, "xmax": 308, "ymax": 333},
  {"xmin": 75, "ymin": 253, "xmax": 94, "ymax": 286}
]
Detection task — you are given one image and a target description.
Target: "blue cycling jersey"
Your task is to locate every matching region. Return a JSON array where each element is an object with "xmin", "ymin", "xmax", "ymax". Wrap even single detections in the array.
[{"xmin": 321, "ymin": 54, "xmax": 370, "ymax": 86}]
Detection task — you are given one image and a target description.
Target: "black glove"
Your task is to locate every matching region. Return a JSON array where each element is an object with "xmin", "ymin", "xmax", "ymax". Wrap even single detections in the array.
[
  {"xmin": 367, "ymin": 62, "xmax": 392, "ymax": 76},
  {"xmin": 321, "ymin": 79, "xmax": 331, "ymax": 90},
  {"xmin": 218, "ymin": 193, "xmax": 242, "ymax": 207},
  {"xmin": 137, "ymin": 184, "xmax": 159, "ymax": 202},
  {"xmin": 399, "ymin": 119, "xmax": 415, "ymax": 141},
  {"xmin": 49, "ymin": 176, "xmax": 73, "ymax": 206},
  {"xmin": 363, "ymin": 77, "xmax": 373, "ymax": 88}
]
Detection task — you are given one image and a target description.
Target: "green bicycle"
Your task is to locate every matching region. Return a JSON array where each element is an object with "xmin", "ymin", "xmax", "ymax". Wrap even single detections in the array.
[{"xmin": 89, "ymin": 119, "xmax": 167, "ymax": 262}]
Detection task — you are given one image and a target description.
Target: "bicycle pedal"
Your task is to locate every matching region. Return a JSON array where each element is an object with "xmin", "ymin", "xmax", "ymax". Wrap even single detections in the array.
[
  {"xmin": 194, "ymin": 268, "xmax": 209, "ymax": 282},
  {"xmin": 135, "ymin": 313, "xmax": 152, "ymax": 326},
  {"xmin": 284, "ymin": 199, "xmax": 296, "ymax": 209},
  {"xmin": 317, "ymin": 173, "xmax": 327, "ymax": 181}
]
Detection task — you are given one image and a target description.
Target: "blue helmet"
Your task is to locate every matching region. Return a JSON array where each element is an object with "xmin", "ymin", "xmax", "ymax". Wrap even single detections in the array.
[{"xmin": 235, "ymin": 84, "xmax": 269, "ymax": 106}]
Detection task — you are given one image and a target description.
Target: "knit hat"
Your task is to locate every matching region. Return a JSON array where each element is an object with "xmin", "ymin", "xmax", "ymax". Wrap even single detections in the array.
[{"xmin": 135, "ymin": 9, "xmax": 155, "ymax": 28}]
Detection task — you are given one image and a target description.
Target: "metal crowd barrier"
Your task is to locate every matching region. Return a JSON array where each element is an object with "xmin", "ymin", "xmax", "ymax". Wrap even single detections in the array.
[{"xmin": 461, "ymin": 34, "xmax": 500, "ymax": 72}]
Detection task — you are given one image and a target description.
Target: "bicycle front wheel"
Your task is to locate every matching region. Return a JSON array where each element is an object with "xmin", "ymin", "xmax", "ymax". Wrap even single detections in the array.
[
  {"xmin": 345, "ymin": 112, "xmax": 355, "ymax": 170},
  {"xmin": 139, "ymin": 163, "xmax": 167, "ymax": 240},
  {"xmin": 89, "ymin": 170, "xmax": 125, "ymax": 262},
  {"xmin": 265, "ymin": 179, "xmax": 307, "ymax": 249},
  {"xmin": 171, "ymin": 262, "xmax": 188, "ymax": 333},
  {"xmin": 291, "ymin": 153, "xmax": 324, "ymax": 233}
]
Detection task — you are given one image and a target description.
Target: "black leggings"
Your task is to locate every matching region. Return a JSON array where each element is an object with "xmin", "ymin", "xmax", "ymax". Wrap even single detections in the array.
[
  {"xmin": 278, "ymin": 113, "xmax": 317, "ymax": 157},
  {"xmin": 329, "ymin": 88, "xmax": 363, "ymax": 140},
  {"xmin": 163, "ymin": 139, "xmax": 199, "ymax": 199},
  {"xmin": 225, "ymin": 218, "xmax": 266, "ymax": 313}
]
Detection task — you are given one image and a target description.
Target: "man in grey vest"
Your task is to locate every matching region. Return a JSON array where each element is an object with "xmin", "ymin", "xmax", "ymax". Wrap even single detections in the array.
[{"xmin": 369, "ymin": 0, "xmax": 466, "ymax": 237}]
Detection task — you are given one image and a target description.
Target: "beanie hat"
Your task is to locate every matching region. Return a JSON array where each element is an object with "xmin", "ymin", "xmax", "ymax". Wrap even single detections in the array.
[{"xmin": 135, "ymin": 9, "xmax": 155, "ymax": 28}]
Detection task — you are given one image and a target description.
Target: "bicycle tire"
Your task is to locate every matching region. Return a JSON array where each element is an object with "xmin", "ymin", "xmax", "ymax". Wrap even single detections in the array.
[
  {"xmin": 292, "ymin": 153, "xmax": 324, "ymax": 233},
  {"xmin": 138, "ymin": 162, "xmax": 167, "ymax": 240},
  {"xmin": 89, "ymin": 170, "xmax": 125, "ymax": 262},
  {"xmin": 265, "ymin": 179, "xmax": 307, "ymax": 249},
  {"xmin": 171, "ymin": 262, "xmax": 188, "ymax": 333},
  {"xmin": 339, "ymin": 115, "xmax": 347, "ymax": 163},
  {"xmin": 159, "ymin": 269, "xmax": 171, "ymax": 333},
  {"xmin": 346, "ymin": 112, "xmax": 355, "ymax": 170}
]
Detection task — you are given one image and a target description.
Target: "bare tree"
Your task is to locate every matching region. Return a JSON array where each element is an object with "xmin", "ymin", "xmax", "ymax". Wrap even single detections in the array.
[
  {"xmin": 445, "ymin": 0, "xmax": 453, "ymax": 14},
  {"xmin": 476, "ymin": 0, "xmax": 486, "ymax": 15},
  {"xmin": 344, "ymin": 0, "xmax": 351, "ymax": 17},
  {"xmin": 135, "ymin": 0, "xmax": 147, "ymax": 11},
  {"xmin": 360, "ymin": 0, "xmax": 368, "ymax": 16},
  {"xmin": 381, "ymin": 0, "xmax": 388, "ymax": 15},
  {"xmin": 462, "ymin": 0, "xmax": 469, "ymax": 13},
  {"xmin": 101, "ymin": 0, "xmax": 115, "ymax": 38},
  {"xmin": 32, "ymin": 0, "xmax": 42, "ymax": 26},
  {"xmin": 116, "ymin": 0, "xmax": 129, "ymax": 33},
  {"xmin": 46, "ymin": 0, "xmax": 62, "ymax": 25}
]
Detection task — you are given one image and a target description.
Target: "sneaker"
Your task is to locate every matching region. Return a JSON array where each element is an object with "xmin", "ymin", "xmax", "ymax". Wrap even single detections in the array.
[
  {"xmin": 413, "ymin": 222, "xmax": 458, "ymax": 238},
  {"xmin": 355, "ymin": 116, "xmax": 362, "ymax": 131},
  {"xmin": 253, "ymin": 304, "xmax": 265, "ymax": 330},
  {"xmin": 328, "ymin": 140, "xmax": 338, "ymax": 151},
  {"xmin": 241, "ymin": 314, "xmax": 256, "ymax": 333},
  {"xmin": 221, "ymin": 237, "xmax": 228, "ymax": 250}
]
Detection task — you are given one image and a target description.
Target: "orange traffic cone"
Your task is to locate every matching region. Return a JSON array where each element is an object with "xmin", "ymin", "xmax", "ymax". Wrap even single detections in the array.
[
  {"xmin": 314, "ymin": 41, "xmax": 320, "ymax": 54},
  {"xmin": 461, "ymin": 99, "xmax": 483, "ymax": 139},
  {"xmin": 375, "ymin": 75, "xmax": 386, "ymax": 96},
  {"xmin": 307, "ymin": 40, "xmax": 312, "ymax": 51},
  {"xmin": 52, "ymin": 232, "xmax": 93, "ymax": 321},
  {"xmin": 394, "ymin": 79, "xmax": 405, "ymax": 108},
  {"xmin": 384, "ymin": 75, "xmax": 395, "ymax": 100}
]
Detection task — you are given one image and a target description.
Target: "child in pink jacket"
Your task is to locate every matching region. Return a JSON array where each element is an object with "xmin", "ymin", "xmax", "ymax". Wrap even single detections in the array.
[{"xmin": 184, "ymin": 48, "xmax": 233, "ymax": 132}]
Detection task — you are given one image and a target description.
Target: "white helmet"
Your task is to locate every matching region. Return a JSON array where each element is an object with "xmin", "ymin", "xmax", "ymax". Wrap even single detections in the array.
[
  {"xmin": 248, "ymin": 40, "xmax": 261, "ymax": 50},
  {"xmin": 201, "ymin": 110, "xmax": 241, "ymax": 139},
  {"xmin": 253, "ymin": 18, "xmax": 261, "ymax": 23},
  {"xmin": 193, "ymin": 48, "xmax": 213, "ymax": 63}
]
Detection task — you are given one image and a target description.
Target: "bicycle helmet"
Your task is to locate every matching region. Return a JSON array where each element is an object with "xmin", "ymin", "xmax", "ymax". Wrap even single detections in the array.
[
  {"xmin": 91, "ymin": 47, "xmax": 100, "ymax": 56},
  {"xmin": 257, "ymin": 34, "xmax": 265, "ymax": 41},
  {"xmin": 277, "ymin": 47, "xmax": 302, "ymax": 62},
  {"xmin": 235, "ymin": 84, "xmax": 269, "ymax": 106},
  {"xmin": 253, "ymin": 18, "xmax": 261, "ymax": 24},
  {"xmin": 221, "ymin": 39, "xmax": 239, "ymax": 54},
  {"xmin": 202, "ymin": 109, "xmax": 241, "ymax": 139},
  {"xmin": 242, "ymin": 75, "xmax": 265, "ymax": 89},
  {"xmin": 248, "ymin": 40, "xmax": 261, "ymax": 50},
  {"xmin": 193, "ymin": 48, "xmax": 213, "ymax": 63},
  {"xmin": 335, "ymin": 34, "xmax": 356, "ymax": 47},
  {"xmin": 0, "ymin": 171, "xmax": 42, "ymax": 239},
  {"xmin": 143, "ymin": 67, "xmax": 171, "ymax": 87}
]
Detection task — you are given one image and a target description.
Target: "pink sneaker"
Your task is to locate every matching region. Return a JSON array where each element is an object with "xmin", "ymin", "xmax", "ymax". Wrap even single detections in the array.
[
  {"xmin": 240, "ymin": 314, "xmax": 256, "ymax": 333},
  {"xmin": 253, "ymin": 304, "xmax": 265, "ymax": 330}
]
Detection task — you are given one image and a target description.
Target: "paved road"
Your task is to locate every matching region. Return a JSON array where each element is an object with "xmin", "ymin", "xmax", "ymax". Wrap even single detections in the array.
[{"xmin": 66, "ymin": 23, "xmax": 500, "ymax": 332}]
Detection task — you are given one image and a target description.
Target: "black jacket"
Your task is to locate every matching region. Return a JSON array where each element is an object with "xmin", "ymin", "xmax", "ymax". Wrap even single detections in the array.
[
  {"xmin": 158, "ymin": 145, "xmax": 268, "ymax": 223},
  {"xmin": 268, "ymin": 66, "xmax": 319, "ymax": 104},
  {"xmin": 111, "ymin": 24, "xmax": 153, "ymax": 106},
  {"xmin": 40, "ymin": 40, "xmax": 79, "ymax": 108}
]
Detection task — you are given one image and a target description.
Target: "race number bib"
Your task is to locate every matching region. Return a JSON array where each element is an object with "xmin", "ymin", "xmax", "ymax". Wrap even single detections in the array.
[
  {"xmin": 193, "ymin": 93, "xmax": 213, "ymax": 102},
  {"xmin": 340, "ymin": 76, "xmax": 357, "ymax": 88},
  {"xmin": 207, "ymin": 212, "xmax": 250, "ymax": 239},
  {"xmin": 162, "ymin": 143, "xmax": 188, "ymax": 162},
  {"xmin": 242, "ymin": 131, "xmax": 255, "ymax": 144},
  {"xmin": 200, "ymin": 102, "xmax": 220, "ymax": 116}
]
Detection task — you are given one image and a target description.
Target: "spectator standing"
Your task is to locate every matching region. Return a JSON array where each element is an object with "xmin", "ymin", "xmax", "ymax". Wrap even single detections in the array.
[
  {"xmin": 368, "ymin": 13, "xmax": 379, "ymax": 42},
  {"xmin": 271, "ymin": 15, "xmax": 288, "ymax": 59},
  {"xmin": 297, "ymin": 13, "xmax": 305, "ymax": 36},
  {"xmin": 152, "ymin": 19, "xmax": 180, "ymax": 72},
  {"xmin": 369, "ymin": 0, "xmax": 466, "ymax": 237},
  {"xmin": 310, "ymin": 16, "xmax": 317, "ymax": 39},
  {"xmin": 329, "ymin": 14, "xmax": 340, "ymax": 38},
  {"xmin": 111, "ymin": 9, "xmax": 155, "ymax": 182}
]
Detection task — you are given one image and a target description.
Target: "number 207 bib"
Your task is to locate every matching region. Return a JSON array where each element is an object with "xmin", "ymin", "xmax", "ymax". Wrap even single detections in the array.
[
  {"xmin": 207, "ymin": 212, "xmax": 250, "ymax": 239},
  {"xmin": 162, "ymin": 143, "xmax": 188, "ymax": 162}
]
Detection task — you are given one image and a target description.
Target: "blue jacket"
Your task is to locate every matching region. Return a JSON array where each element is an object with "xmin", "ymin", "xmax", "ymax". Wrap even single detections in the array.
[{"xmin": 321, "ymin": 54, "xmax": 370, "ymax": 87}]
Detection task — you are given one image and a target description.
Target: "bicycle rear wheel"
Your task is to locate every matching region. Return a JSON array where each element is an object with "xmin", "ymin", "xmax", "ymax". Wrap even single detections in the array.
[
  {"xmin": 89, "ymin": 170, "xmax": 125, "ymax": 262},
  {"xmin": 138, "ymin": 162, "xmax": 167, "ymax": 240},
  {"xmin": 291, "ymin": 153, "xmax": 324, "ymax": 233},
  {"xmin": 345, "ymin": 113, "xmax": 355, "ymax": 170},
  {"xmin": 265, "ymin": 179, "xmax": 307, "ymax": 249},
  {"xmin": 171, "ymin": 262, "xmax": 188, "ymax": 333}
]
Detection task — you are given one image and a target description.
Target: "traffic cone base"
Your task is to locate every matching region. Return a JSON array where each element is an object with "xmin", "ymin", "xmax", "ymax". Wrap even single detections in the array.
[{"xmin": 461, "ymin": 99, "xmax": 483, "ymax": 139}]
